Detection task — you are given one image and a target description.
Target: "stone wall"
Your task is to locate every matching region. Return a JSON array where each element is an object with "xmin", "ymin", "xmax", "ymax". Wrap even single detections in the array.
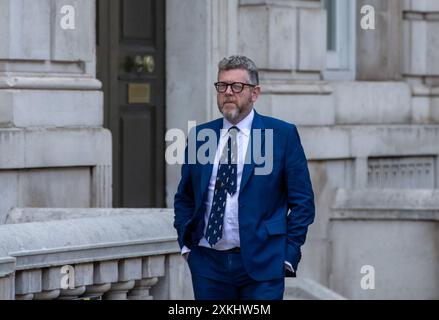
[
  {"xmin": 0, "ymin": 0, "xmax": 112, "ymax": 221},
  {"xmin": 330, "ymin": 189, "xmax": 439, "ymax": 299}
]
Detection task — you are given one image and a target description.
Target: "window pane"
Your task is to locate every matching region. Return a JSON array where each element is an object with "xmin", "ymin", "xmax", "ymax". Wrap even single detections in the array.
[{"xmin": 325, "ymin": 0, "xmax": 337, "ymax": 51}]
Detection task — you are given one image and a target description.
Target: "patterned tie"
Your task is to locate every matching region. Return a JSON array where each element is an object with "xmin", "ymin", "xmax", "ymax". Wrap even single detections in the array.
[{"xmin": 205, "ymin": 126, "xmax": 239, "ymax": 246}]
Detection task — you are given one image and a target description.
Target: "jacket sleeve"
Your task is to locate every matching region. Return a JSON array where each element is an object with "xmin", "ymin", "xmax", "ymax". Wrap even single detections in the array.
[
  {"xmin": 284, "ymin": 124, "xmax": 315, "ymax": 272},
  {"xmin": 173, "ymin": 141, "xmax": 196, "ymax": 249}
]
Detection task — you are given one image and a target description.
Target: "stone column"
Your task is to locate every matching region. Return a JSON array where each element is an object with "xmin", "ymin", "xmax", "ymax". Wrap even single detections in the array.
[
  {"xmin": 14, "ymin": 269, "xmax": 42, "ymax": 300},
  {"xmin": 57, "ymin": 263, "xmax": 93, "ymax": 300},
  {"xmin": 84, "ymin": 261, "xmax": 120, "ymax": 299},
  {"xmin": 92, "ymin": 260, "xmax": 135, "ymax": 300},
  {"xmin": 104, "ymin": 258, "xmax": 141, "ymax": 300},
  {"xmin": 128, "ymin": 278, "xmax": 158, "ymax": 300},
  {"xmin": 58, "ymin": 286, "xmax": 87, "ymax": 300},
  {"xmin": 34, "ymin": 290, "xmax": 60, "ymax": 300},
  {"xmin": 0, "ymin": 257, "xmax": 16, "ymax": 300},
  {"xmin": 150, "ymin": 253, "xmax": 193, "ymax": 300},
  {"xmin": 0, "ymin": 0, "xmax": 112, "ymax": 222},
  {"xmin": 104, "ymin": 281, "xmax": 136, "ymax": 300},
  {"xmin": 83, "ymin": 283, "xmax": 111, "ymax": 300},
  {"xmin": 33, "ymin": 266, "xmax": 63, "ymax": 300},
  {"xmin": 128, "ymin": 256, "xmax": 165, "ymax": 300}
]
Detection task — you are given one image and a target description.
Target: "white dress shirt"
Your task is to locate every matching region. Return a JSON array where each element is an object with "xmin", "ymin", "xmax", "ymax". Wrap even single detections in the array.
[
  {"xmin": 198, "ymin": 108, "xmax": 254, "ymax": 250},
  {"xmin": 182, "ymin": 108, "xmax": 253, "ymax": 254}
]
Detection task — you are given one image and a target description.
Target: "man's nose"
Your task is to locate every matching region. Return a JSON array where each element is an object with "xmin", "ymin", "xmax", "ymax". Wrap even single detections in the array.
[{"xmin": 225, "ymin": 85, "xmax": 234, "ymax": 95}]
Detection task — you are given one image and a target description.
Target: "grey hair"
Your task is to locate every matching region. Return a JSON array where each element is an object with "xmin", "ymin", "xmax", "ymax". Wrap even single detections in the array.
[{"xmin": 218, "ymin": 55, "xmax": 259, "ymax": 85}]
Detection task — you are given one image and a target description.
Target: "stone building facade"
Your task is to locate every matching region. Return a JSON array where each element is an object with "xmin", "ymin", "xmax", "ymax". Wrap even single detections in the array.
[{"xmin": 0, "ymin": 0, "xmax": 438, "ymax": 299}]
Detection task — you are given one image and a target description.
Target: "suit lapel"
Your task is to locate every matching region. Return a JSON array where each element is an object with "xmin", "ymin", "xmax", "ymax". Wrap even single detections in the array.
[
  {"xmin": 240, "ymin": 110, "xmax": 265, "ymax": 193},
  {"xmin": 200, "ymin": 119, "xmax": 222, "ymax": 202}
]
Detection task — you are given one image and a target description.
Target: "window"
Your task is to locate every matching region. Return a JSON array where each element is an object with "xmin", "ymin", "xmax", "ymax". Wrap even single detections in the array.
[{"xmin": 323, "ymin": 0, "xmax": 356, "ymax": 80}]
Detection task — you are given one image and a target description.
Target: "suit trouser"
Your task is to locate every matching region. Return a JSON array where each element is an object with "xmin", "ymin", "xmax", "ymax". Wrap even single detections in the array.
[{"xmin": 187, "ymin": 246, "xmax": 284, "ymax": 300}]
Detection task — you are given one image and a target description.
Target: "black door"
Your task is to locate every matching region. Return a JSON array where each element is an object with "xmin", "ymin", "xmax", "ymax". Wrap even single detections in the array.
[{"xmin": 97, "ymin": 0, "xmax": 165, "ymax": 207}]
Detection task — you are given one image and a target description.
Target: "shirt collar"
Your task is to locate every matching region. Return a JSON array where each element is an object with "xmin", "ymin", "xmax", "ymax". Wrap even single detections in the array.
[{"xmin": 221, "ymin": 108, "xmax": 254, "ymax": 137}]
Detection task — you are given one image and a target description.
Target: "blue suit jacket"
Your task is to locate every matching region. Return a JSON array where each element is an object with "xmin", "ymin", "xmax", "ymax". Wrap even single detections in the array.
[{"xmin": 174, "ymin": 110, "xmax": 315, "ymax": 281}]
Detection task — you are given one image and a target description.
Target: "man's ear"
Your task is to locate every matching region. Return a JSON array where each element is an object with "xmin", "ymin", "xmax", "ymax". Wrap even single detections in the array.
[{"xmin": 252, "ymin": 85, "xmax": 261, "ymax": 102}]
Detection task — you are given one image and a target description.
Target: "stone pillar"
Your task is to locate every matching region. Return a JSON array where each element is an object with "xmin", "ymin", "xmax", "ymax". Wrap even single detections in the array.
[
  {"xmin": 83, "ymin": 258, "xmax": 120, "ymax": 299},
  {"xmin": 56, "ymin": 263, "xmax": 93, "ymax": 299},
  {"xmin": 83, "ymin": 283, "xmax": 111, "ymax": 300},
  {"xmin": 128, "ymin": 278, "xmax": 158, "ymax": 300},
  {"xmin": 104, "ymin": 258, "xmax": 142, "ymax": 300},
  {"xmin": 57, "ymin": 286, "xmax": 86, "ymax": 300},
  {"xmin": 402, "ymin": 0, "xmax": 439, "ymax": 124},
  {"xmin": 128, "ymin": 256, "xmax": 165, "ymax": 300},
  {"xmin": 34, "ymin": 290, "xmax": 60, "ymax": 300},
  {"xmin": 14, "ymin": 269, "xmax": 42, "ymax": 299},
  {"xmin": 92, "ymin": 260, "xmax": 137, "ymax": 300},
  {"xmin": 150, "ymin": 253, "xmax": 193, "ymax": 300},
  {"xmin": 402, "ymin": 0, "xmax": 439, "ymax": 85},
  {"xmin": 166, "ymin": 0, "xmax": 216, "ymax": 207},
  {"xmin": 356, "ymin": 0, "xmax": 402, "ymax": 80},
  {"xmin": 0, "ymin": 0, "xmax": 112, "ymax": 222},
  {"xmin": 104, "ymin": 281, "xmax": 136, "ymax": 300},
  {"xmin": 0, "ymin": 257, "xmax": 16, "ymax": 300},
  {"xmin": 92, "ymin": 260, "xmax": 119, "ymax": 294},
  {"xmin": 34, "ymin": 266, "xmax": 64, "ymax": 300}
]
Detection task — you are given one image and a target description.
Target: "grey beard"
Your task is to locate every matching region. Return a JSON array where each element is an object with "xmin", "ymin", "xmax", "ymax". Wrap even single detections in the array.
[{"xmin": 222, "ymin": 107, "xmax": 240, "ymax": 122}]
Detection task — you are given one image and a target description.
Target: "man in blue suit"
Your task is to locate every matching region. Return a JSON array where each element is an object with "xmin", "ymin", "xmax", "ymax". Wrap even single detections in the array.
[{"xmin": 174, "ymin": 55, "xmax": 315, "ymax": 300}]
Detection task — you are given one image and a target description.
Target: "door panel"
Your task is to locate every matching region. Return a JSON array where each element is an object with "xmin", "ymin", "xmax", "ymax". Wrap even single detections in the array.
[
  {"xmin": 122, "ymin": 0, "xmax": 155, "ymax": 41},
  {"xmin": 121, "ymin": 109, "xmax": 154, "ymax": 206}
]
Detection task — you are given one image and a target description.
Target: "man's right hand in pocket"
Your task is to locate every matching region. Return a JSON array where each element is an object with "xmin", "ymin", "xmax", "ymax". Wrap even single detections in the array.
[{"xmin": 181, "ymin": 246, "xmax": 191, "ymax": 261}]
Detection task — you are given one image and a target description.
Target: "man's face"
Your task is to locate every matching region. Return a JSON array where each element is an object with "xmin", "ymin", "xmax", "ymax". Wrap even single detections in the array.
[{"xmin": 217, "ymin": 69, "xmax": 260, "ymax": 124}]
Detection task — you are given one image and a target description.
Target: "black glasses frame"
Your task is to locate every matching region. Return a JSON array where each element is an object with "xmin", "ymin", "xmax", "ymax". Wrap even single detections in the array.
[{"xmin": 214, "ymin": 82, "xmax": 256, "ymax": 93}]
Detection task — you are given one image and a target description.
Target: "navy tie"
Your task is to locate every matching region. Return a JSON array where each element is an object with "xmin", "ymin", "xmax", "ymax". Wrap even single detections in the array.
[{"xmin": 205, "ymin": 126, "xmax": 239, "ymax": 246}]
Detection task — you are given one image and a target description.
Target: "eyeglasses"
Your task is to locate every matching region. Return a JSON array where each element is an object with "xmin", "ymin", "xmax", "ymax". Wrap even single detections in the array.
[{"xmin": 214, "ymin": 82, "xmax": 256, "ymax": 93}]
